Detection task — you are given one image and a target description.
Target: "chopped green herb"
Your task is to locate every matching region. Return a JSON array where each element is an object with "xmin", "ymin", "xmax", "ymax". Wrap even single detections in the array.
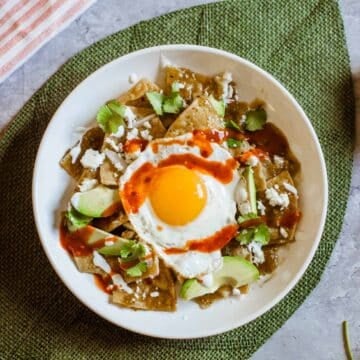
[
  {"xmin": 146, "ymin": 92, "xmax": 164, "ymax": 115},
  {"xmin": 236, "ymin": 228, "xmax": 254, "ymax": 245},
  {"xmin": 163, "ymin": 93, "xmax": 184, "ymax": 114},
  {"xmin": 209, "ymin": 95, "xmax": 225, "ymax": 117},
  {"xmin": 227, "ymin": 138, "xmax": 243, "ymax": 148},
  {"xmin": 253, "ymin": 224, "xmax": 270, "ymax": 245},
  {"xmin": 126, "ymin": 261, "xmax": 148, "ymax": 277},
  {"xmin": 96, "ymin": 100, "xmax": 125, "ymax": 134},
  {"xmin": 98, "ymin": 240, "xmax": 146, "ymax": 261},
  {"xmin": 235, "ymin": 223, "xmax": 270, "ymax": 245},
  {"xmin": 225, "ymin": 119, "xmax": 241, "ymax": 131},
  {"xmin": 238, "ymin": 213, "xmax": 258, "ymax": 224},
  {"xmin": 65, "ymin": 207, "xmax": 92, "ymax": 232},
  {"xmin": 245, "ymin": 108, "xmax": 267, "ymax": 131},
  {"xmin": 343, "ymin": 321, "xmax": 354, "ymax": 360}
]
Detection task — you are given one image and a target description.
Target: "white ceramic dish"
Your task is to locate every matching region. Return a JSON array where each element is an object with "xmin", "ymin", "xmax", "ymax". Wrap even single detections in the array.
[{"xmin": 32, "ymin": 45, "xmax": 328, "ymax": 339}]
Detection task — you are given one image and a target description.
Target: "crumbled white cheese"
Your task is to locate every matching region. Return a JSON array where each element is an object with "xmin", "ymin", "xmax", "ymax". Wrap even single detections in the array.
[
  {"xmin": 247, "ymin": 155, "xmax": 259, "ymax": 167},
  {"xmin": 69, "ymin": 142, "xmax": 82, "ymax": 164},
  {"xmin": 217, "ymin": 71, "xmax": 233, "ymax": 102},
  {"xmin": 105, "ymin": 239, "xmax": 115, "ymax": 246},
  {"xmin": 265, "ymin": 187, "xmax": 289, "ymax": 209},
  {"xmin": 140, "ymin": 129, "xmax": 153, "ymax": 141},
  {"xmin": 124, "ymin": 107, "xmax": 136, "ymax": 128},
  {"xmin": 280, "ymin": 227, "xmax": 288, "ymax": 238},
  {"xmin": 78, "ymin": 178, "xmax": 98, "ymax": 192},
  {"xmin": 257, "ymin": 200, "xmax": 266, "ymax": 216},
  {"xmin": 283, "ymin": 182, "xmax": 298, "ymax": 196},
  {"xmin": 126, "ymin": 128, "xmax": 139, "ymax": 141},
  {"xmin": 199, "ymin": 273, "xmax": 214, "ymax": 288},
  {"xmin": 247, "ymin": 242, "xmax": 265, "ymax": 264},
  {"xmin": 105, "ymin": 137, "xmax": 120, "ymax": 152},
  {"xmin": 150, "ymin": 291, "xmax": 160, "ymax": 298},
  {"xmin": 93, "ymin": 251, "xmax": 111, "ymax": 273},
  {"xmin": 274, "ymin": 184, "xmax": 279, "ymax": 190},
  {"xmin": 240, "ymin": 114, "xmax": 246, "ymax": 125},
  {"xmin": 104, "ymin": 149, "xmax": 126, "ymax": 171},
  {"xmin": 238, "ymin": 201, "xmax": 252, "ymax": 215},
  {"xmin": 232, "ymin": 288, "xmax": 241, "ymax": 296},
  {"xmin": 129, "ymin": 73, "xmax": 138, "ymax": 84},
  {"xmin": 274, "ymin": 155, "xmax": 285, "ymax": 167},
  {"xmin": 80, "ymin": 149, "xmax": 105, "ymax": 170},
  {"xmin": 143, "ymin": 121, "xmax": 152, "ymax": 129},
  {"xmin": 111, "ymin": 274, "xmax": 133, "ymax": 294}
]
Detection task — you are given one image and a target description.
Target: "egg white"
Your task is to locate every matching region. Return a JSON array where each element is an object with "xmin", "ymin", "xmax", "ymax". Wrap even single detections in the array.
[{"xmin": 119, "ymin": 134, "xmax": 239, "ymax": 278}]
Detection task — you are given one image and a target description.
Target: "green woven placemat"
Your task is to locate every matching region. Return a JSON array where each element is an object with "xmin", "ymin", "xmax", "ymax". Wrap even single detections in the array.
[{"xmin": 0, "ymin": 0, "xmax": 354, "ymax": 359}]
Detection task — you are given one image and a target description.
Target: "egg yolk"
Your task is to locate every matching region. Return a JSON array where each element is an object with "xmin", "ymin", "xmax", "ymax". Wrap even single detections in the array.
[{"xmin": 149, "ymin": 165, "xmax": 207, "ymax": 226}]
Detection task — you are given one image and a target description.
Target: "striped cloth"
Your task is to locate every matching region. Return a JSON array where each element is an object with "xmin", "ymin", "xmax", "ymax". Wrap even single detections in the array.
[{"xmin": 0, "ymin": 0, "xmax": 96, "ymax": 84}]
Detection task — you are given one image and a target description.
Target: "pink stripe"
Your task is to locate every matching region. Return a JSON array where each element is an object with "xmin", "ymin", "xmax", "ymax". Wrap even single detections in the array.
[
  {"xmin": 0, "ymin": 0, "xmax": 90, "ymax": 78},
  {"xmin": 0, "ymin": 0, "xmax": 32, "ymax": 28},
  {"xmin": 0, "ymin": 0, "xmax": 61, "ymax": 44}
]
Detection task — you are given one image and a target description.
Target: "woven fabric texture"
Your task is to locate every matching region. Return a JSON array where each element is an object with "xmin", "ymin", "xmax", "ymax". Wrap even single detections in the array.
[{"xmin": 0, "ymin": 0, "xmax": 354, "ymax": 359}]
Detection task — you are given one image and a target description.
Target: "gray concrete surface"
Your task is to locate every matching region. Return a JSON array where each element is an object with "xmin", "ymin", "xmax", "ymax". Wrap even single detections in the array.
[{"xmin": 0, "ymin": 1, "xmax": 359, "ymax": 359}]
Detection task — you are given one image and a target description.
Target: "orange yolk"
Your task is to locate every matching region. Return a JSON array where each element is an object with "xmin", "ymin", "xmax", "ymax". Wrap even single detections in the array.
[{"xmin": 149, "ymin": 165, "xmax": 207, "ymax": 226}]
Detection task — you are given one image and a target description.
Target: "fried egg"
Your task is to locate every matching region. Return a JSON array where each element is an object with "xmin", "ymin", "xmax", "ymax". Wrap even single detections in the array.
[{"xmin": 119, "ymin": 133, "xmax": 239, "ymax": 278}]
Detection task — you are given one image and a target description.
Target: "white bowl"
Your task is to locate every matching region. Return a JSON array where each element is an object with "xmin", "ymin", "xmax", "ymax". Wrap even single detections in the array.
[{"xmin": 32, "ymin": 45, "xmax": 328, "ymax": 339}]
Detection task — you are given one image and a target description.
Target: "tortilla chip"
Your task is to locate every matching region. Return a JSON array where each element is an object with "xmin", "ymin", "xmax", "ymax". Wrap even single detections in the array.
[
  {"xmin": 165, "ymin": 96, "xmax": 224, "ymax": 137},
  {"xmin": 118, "ymin": 79, "xmax": 160, "ymax": 106},
  {"xmin": 60, "ymin": 127, "xmax": 104, "ymax": 180},
  {"xmin": 92, "ymin": 210, "xmax": 128, "ymax": 232},
  {"xmin": 73, "ymin": 254, "xmax": 105, "ymax": 275},
  {"xmin": 264, "ymin": 170, "xmax": 299, "ymax": 241},
  {"xmin": 111, "ymin": 261, "xmax": 176, "ymax": 311},
  {"xmin": 165, "ymin": 66, "xmax": 214, "ymax": 103}
]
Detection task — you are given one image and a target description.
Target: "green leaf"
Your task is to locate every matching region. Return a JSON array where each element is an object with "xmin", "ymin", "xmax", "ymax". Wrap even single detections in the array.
[
  {"xmin": 146, "ymin": 92, "xmax": 164, "ymax": 115},
  {"xmin": 126, "ymin": 261, "xmax": 148, "ymax": 277},
  {"xmin": 209, "ymin": 95, "xmax": 225, "ymax": 117},
  {"xmin": 245, "ymin": 108, "xmax": 267, "ymax": 131},
  {"xmin": 236, "ymin": 229, "xmax": 254, "ymax": 245},
  {"xmin": 65, "ymin": 207, "xmax": 92, "ymax": 232},
  {"xmin": 163, "ymin": 93, "xmax": 183, "ymax": 114},
  {"xmin": 98, "ymin": 240, "xmax": 146, "ymax": 261},
  {"xmin": 227, "ymin": 138, "xmax": 243, "ymax": 148},
  {"xmin": 253, "ymin": 224, "xmax": 270, "ymax": 245},
  {"xmin": 238, "ymin": 213, "xmax": 258, "ymax": 224},
  {"xmin": 225, "ymin": 119, "xmax": 241, "ymax": 131},
  {"xmin": 96, "ymin": 101, "xmax": 125, "ymax": 134}
]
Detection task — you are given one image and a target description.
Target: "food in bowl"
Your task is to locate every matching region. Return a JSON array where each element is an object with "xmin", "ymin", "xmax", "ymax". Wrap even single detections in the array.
[{"xmin": 59, "ymin": 64, "xmax": 301, "ymax": 312}]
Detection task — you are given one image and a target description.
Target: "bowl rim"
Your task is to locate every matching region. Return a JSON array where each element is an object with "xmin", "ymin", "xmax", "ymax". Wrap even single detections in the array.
[{"xmin": 32, "ymin": 44, "xmax": 328, "ymax": 339}]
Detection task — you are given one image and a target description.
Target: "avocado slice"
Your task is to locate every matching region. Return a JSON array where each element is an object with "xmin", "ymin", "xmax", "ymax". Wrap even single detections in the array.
[
  {"xmin": 245, "ymin": 166, "xmax": 257, "ymax": 214},
  {"xmin": 180, "ymin": 256, "xmax": 259, "ymax": 300},
  {"xmin": 71, "ymin": 185, "xmax": 120, "ymax": 218}
]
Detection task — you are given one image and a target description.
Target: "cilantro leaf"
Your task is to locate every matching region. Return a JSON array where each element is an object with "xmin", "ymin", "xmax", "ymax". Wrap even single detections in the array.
[
  {"xmin": 96, "ymin": 100, "xmax": 125, "ymax": 134},
  {"xmin": 126, "ymin": 261, "xmax": 148, "ymax": 277},
  {"xmin": 236, "ymin": 229, "xmax": 254, "ymax": 245},
  {"xmin": 146, "ymin": 92, "xmax": 164, "ymax": 115},
  {"xmin": 98, "ymin": 240, "xmax": 146, "ymax": 261},
  {"xmin": 163, "ymin": 93, "xmax": 183, "ymax": 114},
  {"xmin": 238, "ymin": 213, "xmax": 258, "ymax": 224},
  {"xmin": 225, "ymin": 119, "xmax": 241, "ymax": 131},
  {"xmin": 245, "ymin": 108, "xmax": 267, "ymax": 131},
  {"xmin": 253, "ymin": 224, "xmax": 270, "ymax": 245},
  {"xmin": 227, "ymin": 138, "xmax": 243, "ymax": 148},
  {"xmin": 65, "ymin": 207, "xmax": 92, "ymax": 232},
  {"xmin": 209, "ymin": 95, "xmax": 225, "ymax": 117}
]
